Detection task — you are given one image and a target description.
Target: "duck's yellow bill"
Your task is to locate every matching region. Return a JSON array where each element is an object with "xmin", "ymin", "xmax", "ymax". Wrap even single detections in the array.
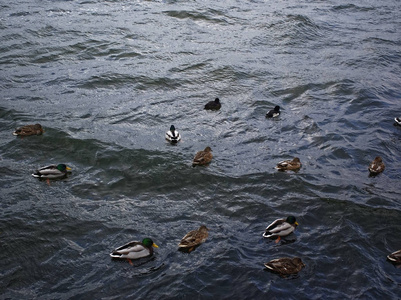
[
  {"xmin": 66, "ymin": 167, "xmax": 72, "ymax": 171},
  {"xmin": 152, "ymin": 243, "xmax": 159, "ymax": 248},
  {"xmin": 295, "ymin": 221, "xmax": 299, "ymax": 226}
]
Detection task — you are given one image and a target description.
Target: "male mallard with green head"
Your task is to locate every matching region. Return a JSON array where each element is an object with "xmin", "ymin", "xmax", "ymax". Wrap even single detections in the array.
[
  {"xmin": 110, "ymin": 238, "xmax": 159, "ymax": 265},
  {"xmin": 32, "ymin": 164, "xmax": 72, "ymax": 179},
  {"xmin": 263, "ymin": 216, "xmax": 299, "ymax": 243},
  {"xmin": 166, "ymin": 125, "xmax": 181, "ymax": 144}
]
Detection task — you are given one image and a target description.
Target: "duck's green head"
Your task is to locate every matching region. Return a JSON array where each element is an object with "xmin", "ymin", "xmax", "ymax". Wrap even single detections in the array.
[
  {"xmin": 170, "ymin": 125, "xmax": 176, "ymax": 131},
  {"xmin": 286, "ymin": 216, "xmax": 298, "ymax": 226},
  {"xmin": 57, "ymin": 164, "xmax": 72, "ymax": 172},
  {"xmin": 142, "ymin": 238, "xmax": 159, "ymax": 248}
]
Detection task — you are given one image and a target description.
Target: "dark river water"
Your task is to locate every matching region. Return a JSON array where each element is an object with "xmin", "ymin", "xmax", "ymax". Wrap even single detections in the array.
[{"xmin": 1, "ymin": 0, "xmax": 401, "ymax": 299}]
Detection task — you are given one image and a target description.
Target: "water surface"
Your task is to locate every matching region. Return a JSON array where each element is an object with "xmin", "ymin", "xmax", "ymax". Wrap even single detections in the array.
[{"xmin": 1, "ymin": 0, "xmax": 401, "ymax": 299}]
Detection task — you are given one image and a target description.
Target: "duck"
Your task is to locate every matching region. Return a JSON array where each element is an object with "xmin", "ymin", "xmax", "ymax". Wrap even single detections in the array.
[
  {"xmin": 262, "ymin": 216, "xmax": 299, "ymax": 243},
  {"xmin": 165, "ymin": 125, "xmax": 181, "ymax": 143},
  {"xmin": 368, "ymin": 156, "xmax": 385, "ymax": 175},
  {"xmin": 32, "ymin": 164, "xmax": 72, "ymax": 179},
  {"xmin": 110, "ymin": 238, "xmax": 159, "ymax": 264},
  {"xmin": 395, "ymin": 117, "xmax": 401, "ymax": 126},
  {"xmin": 192, "ymin": 146, "xmax": 213, "ymax": 166},
  {"xmin": 275, "ymin": 157, "xmax": 302, "ymax": 171},
  {"xmin": 387, "ymin": 249, "xmax": 401, "ymax": 265},
  {"xmin": 204, "ymin": 98, "xmax": 221, "ymax": 110},
  {"xmin": 264, "ymin": 257, "xmax": 305, "ymax": 276},
  {"xmin": 13, "ymin": 124, "xmax": 44, "ymax": 136},
  {"xmin": 266, "ymin": 106, "xmax": 280, "ymax": 118},
  {"xmin": 178, "ymin": 225, "xmax": 209, "ymax": 253}
]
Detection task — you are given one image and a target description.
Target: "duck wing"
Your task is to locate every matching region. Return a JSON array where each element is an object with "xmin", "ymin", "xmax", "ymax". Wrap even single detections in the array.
[
  {"xmin": 276, "ymin": 160, "xmax": 290, "ymax": 169},
  {"xmin": 110, "ymin": 241, "xmax": 150, "ymax": 259},
  {"xmin": 179, "ymin": 230, "xmax": 208, "ymax": 248},
  {"xmin": 263, "ymin": 219, "xmax": 294, "ymax": 238},
  {"xmin": 387, "ymin": 249, "xmax": 401, "ymax": 263},
  {"xmin": 265, "ymin": 258, "xmax": 304, "ymax": 275},
  {"xmin": 193, "ymin": 152, "xmax": 212, "ymax": 165}
]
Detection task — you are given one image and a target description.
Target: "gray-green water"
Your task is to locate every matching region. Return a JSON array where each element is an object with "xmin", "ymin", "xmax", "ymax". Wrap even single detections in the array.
[{"xmin": 1, "ymin": 0, "xmax": 401, "ymax": 299}]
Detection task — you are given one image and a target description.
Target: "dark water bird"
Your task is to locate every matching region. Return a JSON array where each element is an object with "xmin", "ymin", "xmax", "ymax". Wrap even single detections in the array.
[
  {"xmin": 264, "ymin": 257, "xmax": 305, "ymax": 276},
  {"xmin": 165, "ymin": 125, "xmax": 181, "ymax": 143},
  {"xmin": 368, "ymin": 156, "xmax": 385, "ymax": 175},
  {"xmin": 275, "ymin": 157, "xmax": 302, "ymax": 171},
  {"xmin": 266, "ymin": 105, "xmax": 280, "ymax": 118},
  {"xmin": 387, "ymin": 249, "xmax": 401, "ymax": 265},
  {"xmin": 263, "ymin": 216, "xmax": 299, "ymax": 243},
  {"xmin": 13, "ymin": 124, "xmax": 44, "ymax": 136},
  {"xmin": 110, "ymin": 238, "xmax": 159, "ymax": 265},
  {"xmin": 395, "ymin": 117, "xmax": 401, "ymax": 126},
  {"xmin": 178, "ymin": 225, "xmax": 209, "ymax": 253},
  {"xmin": 193, "ymin": 146, "xmax": 213, "ymax": 166},
  {"xmin": 204, "ymin": 98, "xmax": 221, "ymax": 110},
  {"xmin": 32, "ymin": 164, "xmax": 71, "ymax": 179}
]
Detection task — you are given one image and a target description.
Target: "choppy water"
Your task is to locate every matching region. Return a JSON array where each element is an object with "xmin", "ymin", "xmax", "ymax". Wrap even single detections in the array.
[{"xmin": 1, "ymin": 0, "xmax": 401, "ymax": 299}]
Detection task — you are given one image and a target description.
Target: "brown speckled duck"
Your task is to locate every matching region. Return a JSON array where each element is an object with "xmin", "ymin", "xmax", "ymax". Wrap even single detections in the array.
[
  {"xmin": 110, "ymin": 238, "xmax": 158, "ymax": 265},
  {"xmin": 178, "ymin": 225, "xmax": 209, "ymax": 253},
  {"xmin": 13, "ymin": 124, "xmax": 44, "ymax": 136},
  {"xmin": 368, "ymin": 156, "xmax": 385, "ymax": 175},
  {"xmin": 193, "ymin": 147, "xmax": 213, "ymax": 166},
  {"xmin": 275, "ymin": 157, "xmax": 301, "ymax": 171},
  {"xmin": 264, "ymin": 257, "xmax": 305, "ymax": 276}
]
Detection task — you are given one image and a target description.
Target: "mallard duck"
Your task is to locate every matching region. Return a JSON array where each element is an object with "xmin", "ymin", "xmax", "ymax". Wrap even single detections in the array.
[
  {"xmin": 275, "ymin": 157, "xmax": 302, "ymax": 171},
  {"xmin": 368, "ymin": 156, "xmax": 385, "ymax": 175},
  {"xmin": 165, "ymin": 125, "xmax": 181, "ymax": 143},
  {"xmin": 204, "ymin": 98, "xmax": 221, "ymax": 110},
  {"xmin": 394, "ymin": 117, "xmax": 401, "ymax": 126},
  {"xmin": 262, "ymin": 216, "xmax": 299, "ymax": 243},
  {"xmin": 387, "ymin": 249, "xmax": 401, "ymax": 265},
  {"xmin": 178, "ymin": 225, "xmax": 209, "ymax": 253},
  {"xmin": 13, "ymin": 124, "xmax": 44, "ymax": 136},
  {"xmin": 266, "ymin": 105, "xmax": 280, "ymax": 118},
  {"xmin": 264, "ymin": 257, "xmax": 305, "ymax": 276},
  {"xmin": 192, "ymin": 146, "xmax": 213, "ymax": 166},
  {"xmin": 110, "ymin": 238, "xmax": 158, "ymax": 264},
  {"xmin": 32, "ymin": 164, "xmax": 72, "ymax": 179}
]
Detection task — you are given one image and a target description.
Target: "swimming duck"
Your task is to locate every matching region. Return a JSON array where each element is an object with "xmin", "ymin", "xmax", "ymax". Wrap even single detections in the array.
[
  {"xmin": 264, "ymin": 257, "xmax": 305, "ymax": 276},
  {"xmin": 266, "ymin": 106, "xmax": 280, "ymax": 118},
  {"xmin": 165, "ymin": 125, "xmax": 181, "ymax": 143},
  {"xmin": 32, "ymin": 164, "xmax": 72, "ymax": 179},
  {"xmin": 204, "ymin": 98, "xmax": 221, "ymax": 110},
  {"xmin": 13, "ymin": 124, "xmax": 44, "ymax": 136},
  {"xmin": 394, "ymin": 117, "xmax": 401, "ymax": 126},
  {"xmin": 275, "ymin": 157, "xmax": 302, "ymax": 171},
  {"xmin": 387, "ymin": 249, "xmax": 401, "ymax": 265},
  {"xmin": 263, "ymin": 216, "xmax": 299, "ymax": 243},
  {"xmin": 178, "ymin": 225, "xmax": 209, "ymax": 253},
  {"xmin": 368, "ymin": 156, "xmax": 385, "ymax": 175},
  {"xmin": 192, "ymin": 146, "xmax": 213, "ymax": 166},
  {"xmin": 110, "ymin": 238, "xmax": 159, "ymax": 264}
]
